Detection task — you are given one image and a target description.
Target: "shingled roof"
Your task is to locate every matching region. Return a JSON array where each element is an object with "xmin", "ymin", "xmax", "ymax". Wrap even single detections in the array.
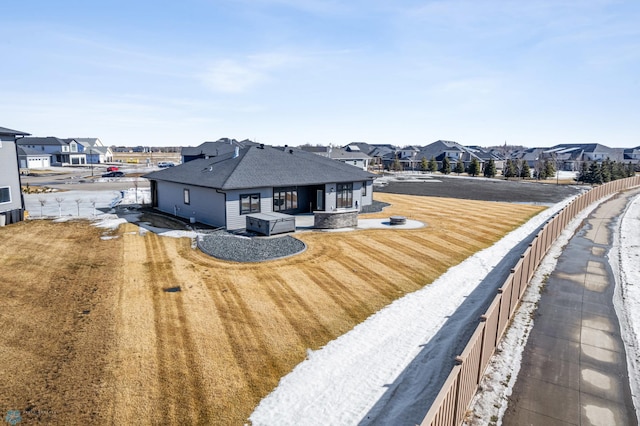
[
  {"xmin": 145, "ymin": 145, "xmax": 375, "ymax": 190},
  {"xmin": 0, "ymin": 126, "xmax": 30, "ymax": 137}
]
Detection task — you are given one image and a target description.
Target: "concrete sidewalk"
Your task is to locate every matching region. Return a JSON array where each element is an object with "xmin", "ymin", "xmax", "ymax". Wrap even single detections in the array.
[{"xmin": 503, "ymin": 189, "xmax": 640, "ymax": 425}]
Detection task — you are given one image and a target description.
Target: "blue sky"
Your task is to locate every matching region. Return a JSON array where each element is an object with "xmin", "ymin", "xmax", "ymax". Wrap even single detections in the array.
[{"xmin": 2, "ymin": 0, "xmax": 638, "ymax": 148}]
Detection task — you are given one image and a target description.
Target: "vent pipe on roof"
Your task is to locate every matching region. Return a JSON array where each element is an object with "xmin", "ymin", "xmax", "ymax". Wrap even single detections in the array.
[
  {"xmin": 259, "ymin": 143, "xmax": 264, "ymax": 149},
  {"xmin": 289, "ymin": 149, "xmax": 293, "ymax": 154},
  {"xmin": 233, "ymin": 146, "xmax": 239, "ymax": 158}
]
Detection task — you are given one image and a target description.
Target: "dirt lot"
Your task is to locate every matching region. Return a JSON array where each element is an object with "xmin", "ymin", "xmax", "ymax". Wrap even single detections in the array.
[
  {"xmin": 376, "ymin": 175, "xmax": 585, "ymax": 203},
  {"xmin": 0, "ymin": 192, "xmax": 546, "ymax": 425}
]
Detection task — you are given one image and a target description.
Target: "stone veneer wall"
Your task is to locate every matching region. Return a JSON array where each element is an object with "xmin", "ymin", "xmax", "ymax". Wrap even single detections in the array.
[{"xmin": 313, "ymin": 209, "xmax": 358, "ymax": 229}]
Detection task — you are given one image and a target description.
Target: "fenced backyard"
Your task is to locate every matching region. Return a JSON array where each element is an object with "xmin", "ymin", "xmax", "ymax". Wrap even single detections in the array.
[{"xmin": 420, "ymin": 175, "xmax": 640, "ymax": 426}]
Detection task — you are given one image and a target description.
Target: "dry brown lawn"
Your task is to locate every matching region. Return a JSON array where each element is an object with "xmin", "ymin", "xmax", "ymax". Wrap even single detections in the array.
[{"xmin": 0, "ymin": 193, "xmax": 544, "ymax": 425}]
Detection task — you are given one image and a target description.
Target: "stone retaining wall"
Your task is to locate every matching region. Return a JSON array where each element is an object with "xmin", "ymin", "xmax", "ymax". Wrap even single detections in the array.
[{"xmin": 314, "ymin": 209, "xmax": 358, "ymax": 229}]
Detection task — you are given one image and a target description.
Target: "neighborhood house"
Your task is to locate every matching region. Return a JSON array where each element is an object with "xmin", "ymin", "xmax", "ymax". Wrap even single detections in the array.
[{"xmin": 144, "ymin": 144, "xmax": 375, "ymax": 231}]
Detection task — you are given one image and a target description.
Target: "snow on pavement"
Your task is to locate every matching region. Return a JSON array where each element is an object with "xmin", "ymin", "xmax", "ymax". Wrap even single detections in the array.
[
  {"xmin": 249, "ymin": 198, "xmax": 574, "ymax": 425},
  {"xmin": 612, "ymin": 193, "xmax": 640, "ymax": 415},
  {"xmin": 462, "ymin": 194, "xmax": 618, "ymax": 425}
]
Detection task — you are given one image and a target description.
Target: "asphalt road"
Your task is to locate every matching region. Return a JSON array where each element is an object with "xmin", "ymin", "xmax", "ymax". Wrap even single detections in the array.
[{"xmin": 21, "ymin": 166, "xmax": 151, "ymax": 191}]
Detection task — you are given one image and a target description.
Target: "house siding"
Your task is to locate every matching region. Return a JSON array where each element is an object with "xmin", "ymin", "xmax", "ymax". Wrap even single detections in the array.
[
  {"xmin": 0, "ymin": 138, "xmax": 24, "ymax": 221},
  {"xmin": 224, "ymin": 187, "xmax": 273, "ymax": 231},
  {"xmin": 155, "ymin": 181, "xmax": 226, "ymax": 228}
]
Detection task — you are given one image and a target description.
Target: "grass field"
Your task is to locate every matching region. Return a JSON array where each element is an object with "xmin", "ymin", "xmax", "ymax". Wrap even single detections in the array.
[{"xmin": 0, "ymin": 193, "xmax": 545, "ymax": 425}]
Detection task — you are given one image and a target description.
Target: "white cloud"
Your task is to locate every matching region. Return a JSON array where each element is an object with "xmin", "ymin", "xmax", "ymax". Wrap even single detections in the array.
[
  {"xmin": 199, "ymin": 51, "xmax": 310, "ymax": 94},
  {"xmin": 201, "ymin": 59, "xmax": 266, "ymax": 93}
]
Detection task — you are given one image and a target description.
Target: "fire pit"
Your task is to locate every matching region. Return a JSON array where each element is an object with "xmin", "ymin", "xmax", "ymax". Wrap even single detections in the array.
[{"xmin": 389, "ymin": 216, "xmax": 407, "ymax": 225}]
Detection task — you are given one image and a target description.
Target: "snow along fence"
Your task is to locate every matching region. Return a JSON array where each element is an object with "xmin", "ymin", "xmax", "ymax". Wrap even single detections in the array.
[{"xmin": 420, "ymin": 175, "xmax": 640, "ymax": 426}]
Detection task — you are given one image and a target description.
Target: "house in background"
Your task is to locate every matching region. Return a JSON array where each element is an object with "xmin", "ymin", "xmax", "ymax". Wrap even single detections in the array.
[
  {"xmin": 301, "ymin": 144, "xmax": 372, "ymax": 171},
  {"xmin": 0, "ymin": 126, "xmax": 30, "ymax": 225},
  {"xmin": 541, "ymin": 143, "xmax": 622, "ymax": 171},
  {"xmin": 71, "ymin": 138, "xmax": 113, "ymax": 163},
  {"xmin": 144, "ymin": 144, "xmax": 375, "ymax": 231},
  {"xmin": 17, "ymin": 136, "xmax": 86, "ymax": 166},
  {"xmin": 181, "ymin": 138, "xmax": 258, "ymax": 163},
  {"xmin": 414, "ymin": 140, "xmax": 485, "ymax": 171},
  {"xmin": 623, "ymin": 146, "xmax": 640, "ymax": 169}
]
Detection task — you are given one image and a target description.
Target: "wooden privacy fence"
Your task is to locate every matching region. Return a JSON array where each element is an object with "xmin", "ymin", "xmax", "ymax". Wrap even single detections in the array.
[{"xmin": 420, "ymin": 175, "xmax": 640, "ymax": 426}]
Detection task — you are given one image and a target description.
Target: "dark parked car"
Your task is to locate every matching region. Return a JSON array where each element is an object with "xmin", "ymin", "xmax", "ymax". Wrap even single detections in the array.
[{"xmin": 102, "ymin": 171, "xmax": 125, "ymax": 178}]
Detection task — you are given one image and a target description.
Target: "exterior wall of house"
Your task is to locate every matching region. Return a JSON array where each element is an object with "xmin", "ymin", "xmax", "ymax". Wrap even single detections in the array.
[
  {"xmin": 224, "ymin": 187, "xmax": 273, "ymax": 230},
  {"xmin": 155, "ymin": 181, "xmax": 227, "ymax": 228},
  {"xmin": 0, "ymin": 138, "xmax": 24, "ymax": 221},
  {"xmin": 155, "ymin": 180, "xmax": 373, "ymax": 231},
  {"xmin": 323, "ymin": 181, "xmax": 372, "ymax": 212},
  {"xmin": 337, "ymin": 158, "xmax": 369, "ymax": 170}
]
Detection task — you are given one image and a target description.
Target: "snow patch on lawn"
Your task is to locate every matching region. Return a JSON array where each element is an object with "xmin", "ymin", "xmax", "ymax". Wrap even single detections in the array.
[{"xmin": 249, "ymin": 198, "xmax": 574, "ymax": 425}]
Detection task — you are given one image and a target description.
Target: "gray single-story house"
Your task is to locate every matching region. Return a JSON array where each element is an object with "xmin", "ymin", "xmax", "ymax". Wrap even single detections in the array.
[
  {"xmin": 1, "ymin": 126, "xmax": 30, "ymax": 225},
  {"xmin": 144, "ymin": 144, "xmax": 376, "ymax": 230}
]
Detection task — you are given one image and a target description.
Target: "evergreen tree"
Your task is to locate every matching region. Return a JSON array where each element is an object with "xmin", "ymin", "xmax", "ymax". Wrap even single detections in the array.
[
  {"xmin": 441, "ymin": 157, "xmax": 451, "ymax": 174},
  {"xmin": 468, "ymin": 158, "xmax": 481, "ymax": 177},
  {"xmin": 577, "ymin": 162, "xmax": 589, "ymax": 183},
  {"xmin": 454, "ymin": 160, "xmax": 465, "ymax": 175},
  {"xmin": 626, "ymin": 162, "xmax": 636, "ymax": 177},
  {"xmin": 601, "ymin": 158, "xmax": 612, "ymax": 182},
  {"xmin": 544, "ymin": 160, "xmax": 556, "ymax": 180},
  {"xmin": 503, "ymin": 159, "xmax": 516, "ymax": 178},
  {"xmin": 588, "ymin": 161, "xmax": 603, "ymax": 184},
  {"xmin": 483, "ymin": 158, "xmax": 496, "ymax": 178},
  {"xmin": 611, "ymin": 161, "xmax": 625, "ymax": 180},
  {"xmin": 420, "ymin": 157, "xmax": 428, "ymax": 172},
  {"xmin": 428, "ymin": 157, "xmax": 438, "ymax": 173},
  {"xmin": 520, "ymin": 162, "xmax": 531, "ymax": 179}
]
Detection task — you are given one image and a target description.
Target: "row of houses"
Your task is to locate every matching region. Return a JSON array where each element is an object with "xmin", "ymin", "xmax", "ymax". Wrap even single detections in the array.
[
  {"xmin": 325, "ymin": 140, "xmax": 640, "ymax": 173},
  {"xmin": 17, "ymin": 136, "xmax": 112, "ymax": 168}
]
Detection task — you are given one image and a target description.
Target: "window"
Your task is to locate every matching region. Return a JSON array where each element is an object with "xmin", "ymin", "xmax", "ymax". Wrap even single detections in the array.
[
  {"xmin": 362, "ymin": 181, "xmax": 367, "ymax": 196},
  {"xmin": 183, "ymin": 189, "xmax": 190, "ymax": 205},
  {"xmin": 336, "ymin": 183, "xmax": 353, "ymax": 209},
  {"xmin": 0, "ymin": 187, "xmax": 10, "ymax": 204},
  {"xmin": 273, "ymin": 187, "xmax": 298, "ymax": 212},
  {"xmin": 240, "ymin": 193, "xmax": 260, "ymax": 214}
]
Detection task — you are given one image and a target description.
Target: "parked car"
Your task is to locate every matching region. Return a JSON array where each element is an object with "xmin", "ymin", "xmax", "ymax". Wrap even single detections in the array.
[
  {"xmin": 158, "ymin": 161, "xmax": 175, "ymax": 168},
  {"xmin": 106, "ymin": 166, "xmax": 119, "ymax": 171},
  {"xmin": 102, "ymin": 171, "xmax": 125, "ymax": 178}
]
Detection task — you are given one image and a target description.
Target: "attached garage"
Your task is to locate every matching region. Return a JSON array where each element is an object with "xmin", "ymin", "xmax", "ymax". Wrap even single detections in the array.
[{"xmin": 18, "ymin": 147, "xmax": 51, "ymax": 169}]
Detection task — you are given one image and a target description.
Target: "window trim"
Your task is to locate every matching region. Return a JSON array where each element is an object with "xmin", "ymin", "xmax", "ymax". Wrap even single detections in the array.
[
  {"xmin": 336, "ymin": 182, "xmax": 353, "ymax": 209},
  {"xmin": 273, "ymin": 186, "xmax": 299, "ymax": 212},
  {"xmin": 362, "ymin": 181, "xmax": 367, "ymax": 196},
  {"xmin": 0, "ymin": 186, "xmax": 11, "ymax": 204},
  {"xmin": 240, "ymin": 193, "xmax": 261, "ymax": 215},
  {"xmin": 183, "ymin": 188, "xmax": 190, "ymax": 205}
]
